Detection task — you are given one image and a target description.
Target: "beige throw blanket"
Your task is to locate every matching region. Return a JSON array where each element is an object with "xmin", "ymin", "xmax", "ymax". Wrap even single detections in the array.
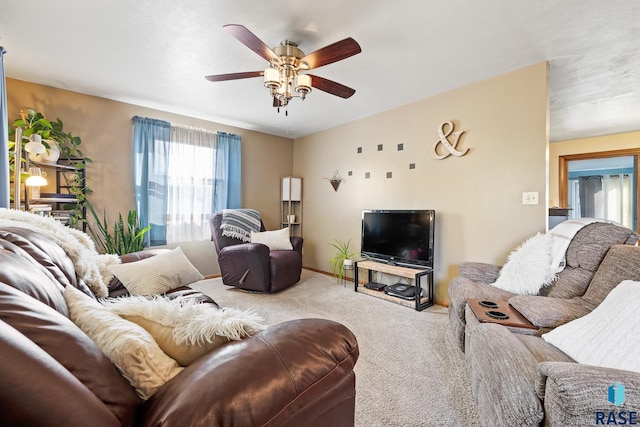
[{"xmin": 548, "ymin": 217, "xmax": 611, "ymax": 272}]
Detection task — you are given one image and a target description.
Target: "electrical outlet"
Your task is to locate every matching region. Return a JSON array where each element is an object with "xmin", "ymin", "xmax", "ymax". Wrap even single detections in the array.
[{"xmin": 522, "ymin": 192, "xmax": 539, "ymax": 205}]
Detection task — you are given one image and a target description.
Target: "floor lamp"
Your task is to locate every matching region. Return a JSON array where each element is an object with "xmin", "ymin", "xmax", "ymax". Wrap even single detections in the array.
[
  {"xmin": 12, "ymin": 128, "xmax": 22, "ymax": 210},
  {"xmin": 13, "ymin": 130, "xmax": 47, "ymax": 210}
]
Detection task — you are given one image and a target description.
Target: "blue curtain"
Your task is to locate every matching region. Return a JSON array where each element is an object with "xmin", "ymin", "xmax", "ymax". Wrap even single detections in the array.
[
  {"xmin": 0, "ymin": 47, "xmax": 9, "ymax": 208},
  {"xmin": 132, "ymin": 116, "xmax": 170, "ymax": 246},
  {"xmin": 214, "ymin": 132, "xmax": 242, "ymax": 212}
]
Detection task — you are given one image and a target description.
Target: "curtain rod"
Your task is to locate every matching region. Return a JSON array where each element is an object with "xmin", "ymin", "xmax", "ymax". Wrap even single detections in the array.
[
  {"xmin": 131, "ymin": 116, "xmax": 219, "ymax": 135},
  {"xmin": 171, "ymin": 123, "xmax": 218, "ymax": 135}
]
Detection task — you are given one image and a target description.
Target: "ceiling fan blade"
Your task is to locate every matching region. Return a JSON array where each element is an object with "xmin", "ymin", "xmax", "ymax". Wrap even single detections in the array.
[
  {"xmin": 223, "ymin": 24, "xmax": 278, "ymax": 62},
  {"xmin": 308, "ymin": 75, "xmax": 356, "ymax": 99},
  {"xmin": 301, "ymin": 38, "xmax": 361, "ymax": 70},
  {"xmin": 205, "ymin": 71, "xmax": 263, "ymax": 82}
]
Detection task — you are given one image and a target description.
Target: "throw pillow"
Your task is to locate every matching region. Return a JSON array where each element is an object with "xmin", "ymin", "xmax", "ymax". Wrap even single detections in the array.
[
  {"xmin": 102, "ymin": 295, "xmax": 266, "ymax": 366},
  {"xmin": 542, "ymin": 280, "xmax": 640, "ymax": 373},
  {"xmin": 251, "ymin": 227, "xmax": 293, "ymax": 250},
  {"xmin": 64, "ymin": 286, "xmax": 183, "ymax": 399},
  {"xmin": 492, "ymin": 232, "xmax": 556, "ymax": 295},
  {"xmin": 108, "ymin": 247, "xmax": 204, "ymax": 296}
]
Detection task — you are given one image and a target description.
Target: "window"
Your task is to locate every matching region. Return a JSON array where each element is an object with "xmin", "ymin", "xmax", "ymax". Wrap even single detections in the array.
[
  {"xmin": 560, "ymin": 150, "xmax": 639, "ymax": 231},
  {"xmin": 133, "ymin": 116, "xmax": 241, "ymax": 246},
  {"xmin": 166, "ymin": 126, "xmax": 217, "ymax": 243}
]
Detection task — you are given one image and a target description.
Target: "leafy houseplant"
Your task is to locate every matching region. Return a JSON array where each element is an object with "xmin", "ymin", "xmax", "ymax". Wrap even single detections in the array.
[
  {"xmin": 85, "ymin": 200, "xmax": 151, "ymax": 255},
  {"xmin": 8, "ymin": 109, "xmax": 92, "ymax": 223},
  {"xmin": 330, "ymin": 238, "xmax": 358, "ymax": 282},
  {"xmin": 9, "ymin": 109, "xmax": 88, "ymax": 162}
]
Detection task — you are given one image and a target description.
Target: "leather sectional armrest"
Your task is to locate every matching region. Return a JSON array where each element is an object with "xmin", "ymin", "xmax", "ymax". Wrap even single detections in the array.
[{"xmin": 141, "ymin": 318, "xmax": 359, "ymax": 427}]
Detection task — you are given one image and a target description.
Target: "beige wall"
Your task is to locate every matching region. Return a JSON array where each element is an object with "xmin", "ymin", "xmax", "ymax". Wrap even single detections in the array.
[
  {"xmin": 293, "ymin": 63, "xmax": 549, "ymax": 304},
  {"xmin": 7, "ymin": 64, "xmax": 550, "ymax": 302},
  {"xmin": 7, "ymin": 78, "xmax": 294, "ymax": 275},
  {"xmin": 548, "ymin": 130, "xmax": 640, "ymax": 208}
]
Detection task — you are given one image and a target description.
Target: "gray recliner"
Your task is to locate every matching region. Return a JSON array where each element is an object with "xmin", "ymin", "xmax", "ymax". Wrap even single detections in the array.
[
  {"xmin": 466, "ymin": 244, "xmax": 640, "ymax": 427},
  {"xmin": 448, "ymin": 221, "xmax": 639, "ymax": 352}
]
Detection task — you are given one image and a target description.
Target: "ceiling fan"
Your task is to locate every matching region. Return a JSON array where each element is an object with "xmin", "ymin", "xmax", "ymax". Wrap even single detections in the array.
[{"xmin": 205, "ymin": 24, "xmax": 362, "ymax": 114}]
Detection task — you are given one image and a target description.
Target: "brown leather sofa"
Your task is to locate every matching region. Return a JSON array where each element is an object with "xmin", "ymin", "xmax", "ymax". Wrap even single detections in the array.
[{"xmin": 0, "ymin": 225, "xmax": 359, "ymax": 427}]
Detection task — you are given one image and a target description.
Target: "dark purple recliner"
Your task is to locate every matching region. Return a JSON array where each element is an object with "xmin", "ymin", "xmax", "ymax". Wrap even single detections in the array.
[{"xmin": 209, "ymin": 212, "xmax": 303, "ymax": 293}]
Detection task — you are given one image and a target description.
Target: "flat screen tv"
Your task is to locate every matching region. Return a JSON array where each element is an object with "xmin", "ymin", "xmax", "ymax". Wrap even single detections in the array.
[{"xmin": 361, "ymin": 210, "xmax": 435, "ymax": 268}]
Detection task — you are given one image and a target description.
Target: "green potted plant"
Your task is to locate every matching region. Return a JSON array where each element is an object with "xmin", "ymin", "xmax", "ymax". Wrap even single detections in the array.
[
  {"xmin": 9, "ymin": 109, "xmax": 88, "ymax": 164},
  {"xmin": 329, "ymin": 238, "xmax": 358, "ymax": 282},
  {"xmin": 8, "ymin": 109, "xmax": 92, "ymax": 223},
  {"xmin": 84, "ymin": 200, "xmax": 152, "ymax": 255}
]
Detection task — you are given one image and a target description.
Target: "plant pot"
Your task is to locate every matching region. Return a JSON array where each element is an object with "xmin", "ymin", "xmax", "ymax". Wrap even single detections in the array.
[
  {"xmin": 32, "ymin": 142, "xmax": 60, "ymax": 164},
  {"xmin": 343, "ymin": 258, "xmax": 354, "ymax": 267}
]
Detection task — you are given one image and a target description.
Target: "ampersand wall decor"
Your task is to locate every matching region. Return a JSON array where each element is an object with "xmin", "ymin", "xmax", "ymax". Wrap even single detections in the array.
[{"xmin": 431, "ymin": 121, "xmax": 469, "ymax": 160}]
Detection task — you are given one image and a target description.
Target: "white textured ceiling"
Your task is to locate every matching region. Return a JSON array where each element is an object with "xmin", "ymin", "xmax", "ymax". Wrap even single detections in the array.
[{"xmin": 2, "ymin": 0, "xmax": 639, "ymax": 141}]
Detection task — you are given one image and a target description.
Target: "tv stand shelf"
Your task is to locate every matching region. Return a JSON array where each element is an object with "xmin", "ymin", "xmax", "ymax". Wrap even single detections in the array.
[{"xmin": 354, "ymin": 260, "xmax": 434, "ymax": 311}]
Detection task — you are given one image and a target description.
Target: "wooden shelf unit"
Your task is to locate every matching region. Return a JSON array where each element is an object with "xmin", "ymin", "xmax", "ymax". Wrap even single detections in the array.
[
  {"xmin": 354, "ymin": 260, "xmax": 434, "ymax": 311},
  {"xmin": 280, "ymin": 176, "xmax": 302, "ymax": 237},
  {"xmin": 29, "ymin": 158, "xmax": 87, "ymax": 230}
]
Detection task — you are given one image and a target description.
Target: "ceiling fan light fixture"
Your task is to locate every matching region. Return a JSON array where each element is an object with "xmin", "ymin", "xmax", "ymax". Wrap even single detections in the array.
[
  {"xmin": 263, "ymin": 67, "xmax": 281, "ymax": 89},
  {"xmin": 208, "ymin": 25, "xmax": 361, "ymax": 113},
  {"xmin": 294, "ymin": 74, "xmax": 312, "ymax": 99}
]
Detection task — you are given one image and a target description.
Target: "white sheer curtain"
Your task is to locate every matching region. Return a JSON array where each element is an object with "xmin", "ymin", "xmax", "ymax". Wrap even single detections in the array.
[
  {"xmin": 568, "ymin": 174, "xmax": 632, "ymax": 229},
  {"xmin": 603, "ymin": 174, "xmax": 632, "ymax": 227},
  {"xmin": 166, "ymin": 126, "xmax": 217, "ymax": 243}
]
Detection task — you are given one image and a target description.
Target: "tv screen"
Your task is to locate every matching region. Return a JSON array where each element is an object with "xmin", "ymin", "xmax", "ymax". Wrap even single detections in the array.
[{"xmin": 361, "ymin": 210, "xmax": 435, "ymax": 268}]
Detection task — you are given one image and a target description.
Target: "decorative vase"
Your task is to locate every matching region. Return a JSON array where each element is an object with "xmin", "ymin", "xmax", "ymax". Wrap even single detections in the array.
[
  {"xmin": 287, "ymin": 214, "xmax": 296, "ymax": 223},
  {"xmin": 32, "ymin": 141, "xmax": 61, "ymax": 164}
]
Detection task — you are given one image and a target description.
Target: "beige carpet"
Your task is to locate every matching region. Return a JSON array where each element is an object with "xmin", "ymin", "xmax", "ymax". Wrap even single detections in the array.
[{"xmin": 191, "ymin": 269, "xmax": 480, "ymax": 427}]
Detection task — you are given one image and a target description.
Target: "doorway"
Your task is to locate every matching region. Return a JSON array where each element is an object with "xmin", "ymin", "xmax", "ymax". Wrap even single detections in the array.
[{"xmin": 559, "ymin": 149, "xmax": 639, "ymax": 231}]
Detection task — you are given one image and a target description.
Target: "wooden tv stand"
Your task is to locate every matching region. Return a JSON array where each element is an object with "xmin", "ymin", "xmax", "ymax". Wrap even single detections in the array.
[{"xmin": 353, "ymin": 260, "xmax": 434, "ymax": 311}]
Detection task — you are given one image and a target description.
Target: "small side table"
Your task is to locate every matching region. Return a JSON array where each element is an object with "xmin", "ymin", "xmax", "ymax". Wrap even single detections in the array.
[{"xmin": 341, "ymin": 263, "xmax": 355, "ymax": 287}]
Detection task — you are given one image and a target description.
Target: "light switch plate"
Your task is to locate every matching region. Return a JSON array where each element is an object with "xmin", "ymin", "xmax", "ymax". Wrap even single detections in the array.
[{"xmin": 522, "ymin": 191, "xmax": 539, "ymax": 205}]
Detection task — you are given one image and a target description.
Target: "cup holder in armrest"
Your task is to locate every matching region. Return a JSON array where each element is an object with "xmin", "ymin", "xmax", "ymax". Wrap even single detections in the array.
[
  {"xmin": 485, "ymin": 310, "xmax": 510, "ymax": 320},
  {"xmin": 478, "ymin": 300, "xmax": 499, "ymax": 309}
]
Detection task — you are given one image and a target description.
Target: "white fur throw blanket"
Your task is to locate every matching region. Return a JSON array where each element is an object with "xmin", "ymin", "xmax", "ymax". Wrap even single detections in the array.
[
  {"xmin": 102, "ymin": 295, "xmax": 266, "ymax": 345},
  {"xmin": 0, "ymin": 208, "xmax": 118, "ymax": 297}
]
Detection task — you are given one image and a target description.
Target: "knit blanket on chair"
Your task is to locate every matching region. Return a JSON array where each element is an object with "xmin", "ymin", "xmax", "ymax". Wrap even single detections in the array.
[
  {"xmin": 549, "ymin": 217, "xmax": 613, "ymax": 273},
  {"xmin": 220, "ymin": 209, "xmax": 261, "ymax": 242}
]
